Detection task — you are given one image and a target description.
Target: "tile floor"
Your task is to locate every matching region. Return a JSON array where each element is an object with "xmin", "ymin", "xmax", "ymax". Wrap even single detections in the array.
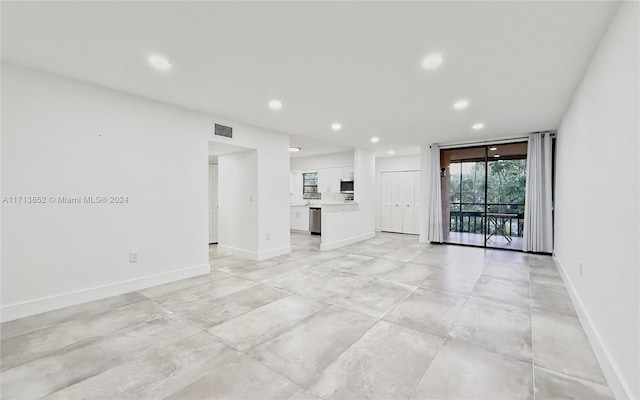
[{"xmin": 0, "ymin": 232, "xmax": 614, "ymax": 399}]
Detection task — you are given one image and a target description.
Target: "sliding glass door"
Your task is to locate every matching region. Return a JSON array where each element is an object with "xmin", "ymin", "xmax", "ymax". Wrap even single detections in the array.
[{"xmin": 442, "ymin": 143, "xmax": 527, "ymax": 250}]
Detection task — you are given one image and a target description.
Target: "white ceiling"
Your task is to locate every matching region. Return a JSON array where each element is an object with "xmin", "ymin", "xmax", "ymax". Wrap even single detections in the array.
[{"xmin": 2, "ymin": 1, "xmax": 618, "ymax": 158}]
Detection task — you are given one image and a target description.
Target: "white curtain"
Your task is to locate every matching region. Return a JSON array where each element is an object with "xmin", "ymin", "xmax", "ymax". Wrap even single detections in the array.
[
  {"xmin": 427, "ymin": 144, "xmax": 443, "ymax": 243},
  {"xmin": 523, "ymin": 132, "xmax": 554, "ymax": 253}
]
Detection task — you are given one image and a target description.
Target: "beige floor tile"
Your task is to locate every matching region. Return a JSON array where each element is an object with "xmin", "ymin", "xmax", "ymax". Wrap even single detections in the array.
[
  {"xmin": 307, "ymin": 320, "xmax": 443, "ymax": 399},
  {"xmin": 207, "ymin": 294, "xmax": 327, "ymax": 351},
  {"xmin": 251, "ymin": 306, "xmax": 378, "ymax": 386},
  {"xmin": 332, "ymin": 280, "xmax": 415, "ymax": 318},
  {"xmin": 534, "ymin": 366, "xmax": 614, "ymax": 400},
  {"xmin": 448, "ymin": 296, "xmax": 532, "ymax": 362},
  {"xmin": 165, "ymin": 354, "xmax": 299, "ymax": 400},
  {"xmin": 47, "ymin": 332, "xmax": 241, "ymax": 400},
  {"xmin": 384, "ymin": 288, "xmax": 466, "ymax": 337},
  {"xmin": 413, "ymin": 339, "xmax": 533, "ymax": 399},
  {"xmin": 1, "ymin": 300, "xmax": 171, "ymax": 370},
  {"xmin": 532, "ymin": 310, "xmax": 607, "ymax": 384},
  {"xmin": 0, "ymin": 314, "xmax": 200, "ymax": 399}
]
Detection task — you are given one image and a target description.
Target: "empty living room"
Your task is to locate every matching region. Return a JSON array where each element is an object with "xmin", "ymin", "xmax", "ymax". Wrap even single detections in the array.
[{"xmin": 1, "ymin": 1, "xmax": 638, "ymax": 399}]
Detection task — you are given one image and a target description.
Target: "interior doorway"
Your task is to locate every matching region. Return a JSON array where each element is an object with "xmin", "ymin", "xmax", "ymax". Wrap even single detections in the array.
[
  {"xmin": 209, "ymin": 163, "xmax": 219, "ymax": 244},
  {"xmin": 442, "ymin": 142, "xmax": 527, "ymax": 250},
  {"xmin": 208, "ymin": 141, "xmax": 256, "ymax": 250}
]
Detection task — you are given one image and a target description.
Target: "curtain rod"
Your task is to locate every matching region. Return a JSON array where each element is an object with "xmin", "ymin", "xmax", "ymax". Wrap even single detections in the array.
[{"xmin": 433, "ymin": 131, "xmax": 556, "ymax": 149}]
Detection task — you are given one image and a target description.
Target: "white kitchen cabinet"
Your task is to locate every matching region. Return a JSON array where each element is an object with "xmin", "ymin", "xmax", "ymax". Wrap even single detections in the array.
[
  {"xmin": 342, "ymin": 166, "xmax": 354, "ymax": 180},
  {"xmin": 317, "ymin": 166, "xmax": 354, "ymax": 193},
  {"xmin": 317, "ymin": 168, "xmax": 330, "ymax": 193},
  {"xmin": 290, "ymin": 206, "xmax": 310, "ymax": 231},
  {"xmin": 380, "ymin": 170, "xmax": 421, "ymax": 234}
]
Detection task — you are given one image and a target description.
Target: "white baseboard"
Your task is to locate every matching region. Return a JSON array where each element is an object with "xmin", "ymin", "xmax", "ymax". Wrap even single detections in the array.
[
  {"xmin": 0, "ymin": 263, "xmax": 211, "ymax": 323},
  {"xmin": 217, "ymin": 244, "xmax": 291, "ymax": 261},
  {"xmin": 320, "ymin": 231, "xmax": 376, "ymax": 251},
  {"xmin": 218, "ymin": 244, "xmax": 259, "ymax": 260},
  {"xmin": 257, "ymin": 245, "xmax": 291, "ymax": 261},
  {"xmin": 553, "ymin": 255, "xmax": 631, "ymax": 400}
]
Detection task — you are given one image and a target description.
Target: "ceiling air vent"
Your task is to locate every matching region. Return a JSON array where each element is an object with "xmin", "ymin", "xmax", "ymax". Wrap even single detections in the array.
[{"xmin": 214, "ymin": 123, "xmax": 233, "ymax": 138}]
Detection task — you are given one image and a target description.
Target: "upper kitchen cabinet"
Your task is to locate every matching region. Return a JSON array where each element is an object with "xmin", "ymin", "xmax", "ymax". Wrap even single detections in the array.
[
  {"xmin": 318, "ymin": 166, "xmax": 353, "ymax": 193},
  {"xmin": 342, "ymin": 166, "xmax": 354, "ymax": 180}
]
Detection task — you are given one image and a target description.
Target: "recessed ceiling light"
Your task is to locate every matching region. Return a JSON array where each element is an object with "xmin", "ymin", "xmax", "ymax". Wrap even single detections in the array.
[
  {"xmin": 453, "ymin": 100, "xmax": 469, "ymax": 110},
  {"xmin": 268, "ymin": 99, "xmax": 283, "ymax": 110},
  {"xmin": 289, "ymin": 147, "xmax": 301, "ymax": 152},
  {"xmin": 421, "ymin": 53, "xmax": 443, "ymax": 70},
  {"xmin": 331, "ymin": 123, "xmax": 342, "ymax": 131},
  {"xmin": 148, "ymin": 55, "xmax": 172, "ymax": 70},
  {"xmin": 489, "ymin": 147, "xmax": 498, "ymax": 151},
  {"xmin": 388, "ymin": 150, "xmax": 395, "ymax": 155},
  {"xmin": 494, "ymin": 154, "xmax": 500, "ymax": 158},
  {"xmin": 370, "ymin": 137, "xmax": 380, "ymax": 143},
  {"xmin": 472, "ymin": 123, "xmax": 485, "ymax": 130}
]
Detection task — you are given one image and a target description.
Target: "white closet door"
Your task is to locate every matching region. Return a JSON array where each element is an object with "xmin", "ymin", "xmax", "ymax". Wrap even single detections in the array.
[
  {"xmin": 381, "ymin": 173, "xmax": 393, "ymax": 231},
  {"xmin": 401, "ymin": 172, "xmax": 416, "ymax": 234},
  {"xmin": 412, "ymin": 171, "xmax": 422, "ymax": 235},
  {"xmin": 209, "ymin": 164, "xmax": 219, "ymax": 243},
  {"xmin": 390, "ymin": 172, "xmax": 404, "ymax": 233}
]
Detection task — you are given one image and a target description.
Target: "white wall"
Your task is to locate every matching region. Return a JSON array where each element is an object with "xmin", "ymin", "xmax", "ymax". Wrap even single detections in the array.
[
  {"xmin": 554, "ymin": 2, "xmax": 639, "ymax": 399},
  {"xmin": 218, "ymin": 151, "xmax": 258, "ymax": 257},
  {"xmin": 290, "ymin": 151, "xmax": 353, "ymax": 171},
  {"xmin": 321, "ymin": 148, "xmax": 376, "ymax": 250},
  {"xmin": 419, "ymin": 145, "xmax": 433, "ymax": 243},
  {"xmin": 1, "ymin": 63, "xmax": 291, "ymax": 321},
  {"xmin": 374, "ymin": 155, "xmax": 421, "ymax": 231},
  {"xmin": 257, "ymin": 137, "xmax": 291, "ymax": 257}
]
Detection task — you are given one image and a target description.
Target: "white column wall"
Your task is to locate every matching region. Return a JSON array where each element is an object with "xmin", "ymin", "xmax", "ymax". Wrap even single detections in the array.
[{"xmin": 554, "ymin": 2, "xmax": 639, "ymax": 398}]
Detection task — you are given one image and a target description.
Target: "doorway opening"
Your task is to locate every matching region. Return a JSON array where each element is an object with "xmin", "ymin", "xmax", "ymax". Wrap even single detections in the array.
[
  {"xmin": 441, "ymin": 142, "xmax": 527, "ymax": 250},
  {"xmin": 208, "ymin": 141, "xmax": 256, "ymax": 249}
]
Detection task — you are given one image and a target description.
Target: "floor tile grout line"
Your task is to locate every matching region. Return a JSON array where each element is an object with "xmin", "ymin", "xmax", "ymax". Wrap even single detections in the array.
[
  {"xmin": 530, "ymin": 263, "xmax": 536, "ymax": 400},
  {"xmin": 1, "ymin": 300, "xmax": 175, "ymax": 373},
  {"xmin": 408, "ymin": 253, "xmax": 488, "ymax": 400},
  {"xmin": 297, "ymin": 275, "xmax": 420, "ymax": 396}
]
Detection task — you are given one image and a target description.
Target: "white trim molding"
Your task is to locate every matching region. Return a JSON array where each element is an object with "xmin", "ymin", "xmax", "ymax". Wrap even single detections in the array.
[
  {"xmin": 0, "ymin": 263, "xmax": 211, "ymax": 323},
  {"xmin": 217, "ymin": 244, "xmax": 291, "ymax": 261},
  {"xmin": 553, "ymin": 255, "xmax": 631, "ymax": 400},
  {"xmin": 320, "ymin": 232, "xmax": 375, "ymax": 251}
]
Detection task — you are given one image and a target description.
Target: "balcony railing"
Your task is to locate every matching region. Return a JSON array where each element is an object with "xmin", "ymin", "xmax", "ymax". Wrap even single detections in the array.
[{"xmin": 449, "ymin": 203, "xmax": 525, "ymax": 237}]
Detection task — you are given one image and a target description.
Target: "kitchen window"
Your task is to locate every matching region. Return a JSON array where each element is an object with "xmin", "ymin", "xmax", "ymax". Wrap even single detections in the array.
[{"xmin": 303, "ymin": 172, "xmax": 321, "ymax": 199}]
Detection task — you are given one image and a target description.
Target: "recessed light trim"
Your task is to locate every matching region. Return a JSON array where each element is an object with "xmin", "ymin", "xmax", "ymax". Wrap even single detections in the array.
[
  {"xmin": 148, "ymin": 55, "xmax": 172, "ymax": 70},
  {"xmin": 370, "ymin": 137, "xmax": 380, "ymax": 143},
  {"xmin": 331, "ymin": 123, "xmax": 342, "ymax": 131},
  {"xmin": 472, "ymin": 123, "xmax": 485, "ymax": 130},
  {"xmin": 421, "ymin": 53, "xmax": 443, "ymax": 70},
  {"xmin": 388, "ymin": 150, "xmax": 395, "ymax": 155},
  {"xmin": 289, "ymin": 147, "xmax": 301, "ymax": 152},
  {"xmin": 453, "ymin": 100, "xmax": 469, "ymax": 110},
  {"xmin": 268, "ymin": 99, "xmax": 283, "ymax": 110},
  {"xmin": 489, "ymin": 147, "xmax": 498, "ymax": 151}
]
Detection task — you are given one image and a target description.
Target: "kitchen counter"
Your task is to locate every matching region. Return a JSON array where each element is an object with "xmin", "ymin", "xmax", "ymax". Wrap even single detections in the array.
[{"xmin": 290, "ymin": 202, "xmax": 358, "ymax": 208}]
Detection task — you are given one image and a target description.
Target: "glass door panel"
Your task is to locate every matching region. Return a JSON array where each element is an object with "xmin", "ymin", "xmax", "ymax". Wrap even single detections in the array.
[
  {"xmin": 445, "ymin": 158, "xmax": 486, "ymax": 247},
  {"xmin": 442, "ymin": 142, "xmax": 527, "ymax": 251},
  {"xmin": 485, "ymin": 144, "xmax": 527, "ymax": 250}
]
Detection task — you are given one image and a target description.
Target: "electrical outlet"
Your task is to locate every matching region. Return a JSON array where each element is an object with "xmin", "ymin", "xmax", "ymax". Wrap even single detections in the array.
[
  {"xmin": 129, "ymin": 251, "xmax": 139, "ymax": 263},
  {"xmin": 266, "ymin": 233, "xmax": 270, "ymax": 240},
  {"xmin": 579, "ymin": 261, "xmax": 583, "ymax": 276}
]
